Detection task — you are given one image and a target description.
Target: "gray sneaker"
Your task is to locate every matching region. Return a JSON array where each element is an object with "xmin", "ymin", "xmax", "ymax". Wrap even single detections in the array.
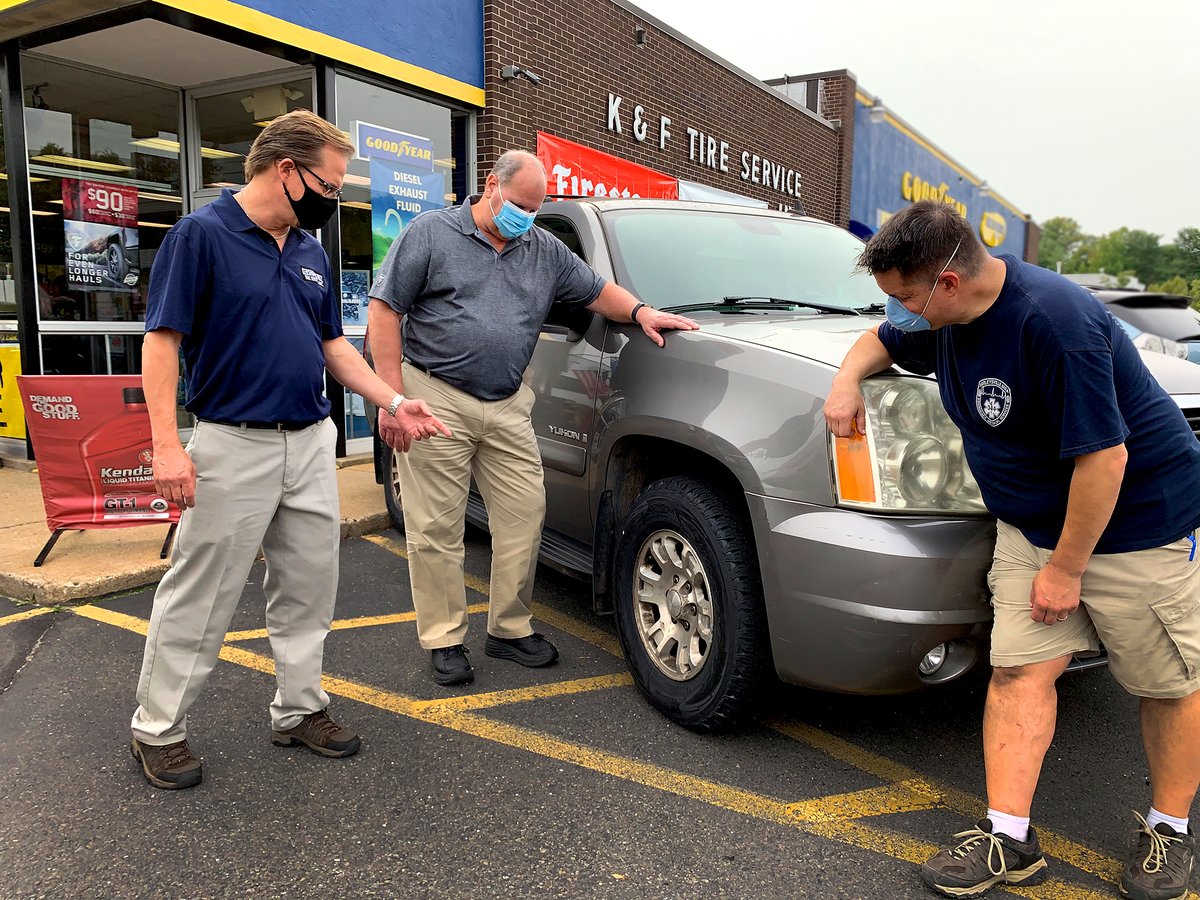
[
  {"xmin": 1120, "ymin": 812, "xmax": 1195, "ymax": 900},
  {"xmin": 920, "ymin": 819, "xmax": 1047, "ymax": 897}
]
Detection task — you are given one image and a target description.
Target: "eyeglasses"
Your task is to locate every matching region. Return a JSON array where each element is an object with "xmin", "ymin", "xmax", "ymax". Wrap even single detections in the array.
[{"xmin": 297, "ymin": 164, "xmax": 343, "ymax": 200}]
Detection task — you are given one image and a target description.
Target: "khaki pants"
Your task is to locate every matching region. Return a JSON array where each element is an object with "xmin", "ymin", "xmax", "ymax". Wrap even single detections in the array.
[
  {"xmin": 131, "ymin": 418, "xmax": 340, "ymax": 744},
  {"xmin": 989, "ymin": 520, "xmax": 1200, "ymax": 698},
  {"xmin": 397, "ymin": 362, "xmax": 546, "ymax": 649}
]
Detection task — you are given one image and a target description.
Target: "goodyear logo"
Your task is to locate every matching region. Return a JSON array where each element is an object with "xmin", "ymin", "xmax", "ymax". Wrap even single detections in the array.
[
  {"xmin": 980, "ymin": 212, "xmax": 1007, "ymax": 248},
  {"xmin": 355, "ymin": 121, "xmax": 435, "ymax": 172}
]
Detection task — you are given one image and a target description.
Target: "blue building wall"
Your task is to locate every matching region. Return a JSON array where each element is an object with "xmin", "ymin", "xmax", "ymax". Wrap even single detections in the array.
[
  {"xmin": 232, "ymin": 0, "xmax": 484, "ymax": 89},
  {"xmin": 850, "ymin": 98, "xmax": 1027, "ymax": 259}
]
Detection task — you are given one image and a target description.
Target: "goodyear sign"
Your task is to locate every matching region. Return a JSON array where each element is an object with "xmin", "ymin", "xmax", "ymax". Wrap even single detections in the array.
[
  {"xmin": 355, "ymin": 121, "xmax": 434, "ymax": 171},
  {"xmin": 980, "ymin": 212, "xmax": 1008, "ymax": 248}
]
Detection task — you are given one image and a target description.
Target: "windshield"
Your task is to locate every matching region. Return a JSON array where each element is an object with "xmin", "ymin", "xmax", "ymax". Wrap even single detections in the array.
[{"xmin": 603, "ymin": 208, "xmax": 885, "ymax": 311}]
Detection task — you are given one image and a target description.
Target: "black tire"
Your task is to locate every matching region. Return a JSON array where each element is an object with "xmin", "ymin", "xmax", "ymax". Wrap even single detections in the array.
[
  {"xmin": 613, "ymin": 476, "xmax": 770, "ymax": 732},
  {"xmin": 384, "ymin": 446, "xmax": 405, "ymax": 533},
  {"xmin": 106, "ymin": 243, "xmax": 127, "ymax": 281}
]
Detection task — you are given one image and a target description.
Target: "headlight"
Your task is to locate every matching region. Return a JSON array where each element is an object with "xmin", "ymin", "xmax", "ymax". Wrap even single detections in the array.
[
  {"xmin": 831, "ymin": 376, "xmax": 987, "ymax": 514},
  {"xmin": 1132, "ymin": 332, "xmax": 1166, "ymax": 354}
]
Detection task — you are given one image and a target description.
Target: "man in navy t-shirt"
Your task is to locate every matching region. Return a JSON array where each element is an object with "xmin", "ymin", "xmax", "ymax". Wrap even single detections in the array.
[
  {"xmin": 129, "ymin": 111, "xmax": 449, "ymax": 791},
  {"xmin": 824, "ymin": 201, "xmax": 1200, "ymax": 899}
]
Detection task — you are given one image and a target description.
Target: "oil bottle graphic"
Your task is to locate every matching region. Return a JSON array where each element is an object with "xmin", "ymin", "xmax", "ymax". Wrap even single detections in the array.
[{"xmin": 80, "ymin": 386, "xmax": 172, "ymax": 522}]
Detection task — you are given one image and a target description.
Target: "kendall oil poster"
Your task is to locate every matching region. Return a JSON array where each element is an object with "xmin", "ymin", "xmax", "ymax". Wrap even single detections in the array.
[
  {"xmin": 18, "ymin": 375, "xmax": 180, "ymax": 531},
  {"xmin": 61, "ymin": 178, "xmax": 140, "ymax": 293}
]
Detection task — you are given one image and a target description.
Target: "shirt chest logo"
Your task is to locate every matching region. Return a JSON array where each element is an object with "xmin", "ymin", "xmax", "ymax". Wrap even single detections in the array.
[
  {"xmin": 976, "ymin": 378, "xmax": 1012, "ymax": 427},
  {"xmin": 300, "ymin": 267, "xmax": 325, "ymax": 288}
]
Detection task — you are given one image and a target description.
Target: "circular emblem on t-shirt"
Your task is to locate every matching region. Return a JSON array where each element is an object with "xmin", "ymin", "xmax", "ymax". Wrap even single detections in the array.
[{"xmin": 976, "ymin": 378, "xmax": 1012, "ymax": 426}]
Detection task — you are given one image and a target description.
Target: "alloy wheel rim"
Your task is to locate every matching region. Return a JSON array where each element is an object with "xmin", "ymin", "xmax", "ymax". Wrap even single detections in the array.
[{"xmin": 632, "ymin": 529, "xmax": 714, "ymax": 681}]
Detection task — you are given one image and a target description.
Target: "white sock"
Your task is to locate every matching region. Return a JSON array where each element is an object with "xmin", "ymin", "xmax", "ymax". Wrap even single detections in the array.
[
  {"xmin": 987, "ymin": 808, "xmax": 1031, "ymax": 842},
  {"xmin": 1146, "ymin": 807, "xmax": 1189, "ymax": 834}
]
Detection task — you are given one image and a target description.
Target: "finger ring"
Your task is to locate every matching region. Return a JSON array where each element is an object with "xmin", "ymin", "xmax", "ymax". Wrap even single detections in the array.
[{"xmin": 1056, "ymin": 613, "xmax": 1069, "ymax": 621}]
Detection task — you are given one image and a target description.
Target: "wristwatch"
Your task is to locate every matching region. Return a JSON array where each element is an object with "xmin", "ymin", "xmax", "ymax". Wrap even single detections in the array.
[{"xmin": 386, "ymin": 393, "xmax": 405, "ymax": 417}]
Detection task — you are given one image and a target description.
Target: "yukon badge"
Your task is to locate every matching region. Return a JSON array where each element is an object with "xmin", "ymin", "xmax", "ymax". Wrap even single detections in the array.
[{"xmin": 548, "ymin": 424, "xmax": 587, "ymax": 442}]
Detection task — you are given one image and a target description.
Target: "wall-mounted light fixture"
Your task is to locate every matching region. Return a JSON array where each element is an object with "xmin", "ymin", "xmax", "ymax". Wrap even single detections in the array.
[
  {"xmin": 634, "ymin": 25, "xmax": 647, "ymax": 47},
  {"xmin": 868, "ymin": 98, "xmax": 887, "ymax": 124},
  {"xmin": 978, "ymin": 181, "xmax": 991, "ymax": 198},
  {"xmin": 500, "ymin": 65, "xmax": 542, "ymax": 86}
]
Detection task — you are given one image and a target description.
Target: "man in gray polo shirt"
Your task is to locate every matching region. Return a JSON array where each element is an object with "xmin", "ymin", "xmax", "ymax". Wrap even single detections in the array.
[{"xmin": 368, "ymin": 149, "xmax": 698, "ymax": 685}]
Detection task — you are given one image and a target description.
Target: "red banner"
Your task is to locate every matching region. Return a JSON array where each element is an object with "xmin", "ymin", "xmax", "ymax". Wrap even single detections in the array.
[
  {"xmin": 537, "ymin": 131, "xmax": 678, "ymax": 200},
  {"xmin": 18, "ymin": 375, "xmax": 180, "ymax": 531}
]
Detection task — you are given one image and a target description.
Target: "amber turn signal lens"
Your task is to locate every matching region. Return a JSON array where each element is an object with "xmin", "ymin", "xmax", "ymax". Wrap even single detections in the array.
[{"xmin": 833, "ymin": 431, "xmax": 876, "ymax": 504}]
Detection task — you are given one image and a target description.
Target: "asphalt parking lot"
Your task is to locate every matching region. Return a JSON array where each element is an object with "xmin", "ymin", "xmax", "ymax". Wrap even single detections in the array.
[{"xmin": 0, "ymin": 527, "xmax": 1194, "ymax": 900}]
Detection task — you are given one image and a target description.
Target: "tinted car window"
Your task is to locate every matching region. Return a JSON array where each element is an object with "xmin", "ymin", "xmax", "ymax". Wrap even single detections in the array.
[
  {"xmin": 1107, "ymin": 300, "xmax": 1200, "ymax": 341},
  {"xmin": 603, "ymin": 209, "xmax": 884, "ymax": 310}
]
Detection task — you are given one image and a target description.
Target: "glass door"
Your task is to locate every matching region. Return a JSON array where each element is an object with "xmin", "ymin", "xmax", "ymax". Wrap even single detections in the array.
[{"xmin": 185, "ymin": 69, "xmax": 316, "ymax": 210}]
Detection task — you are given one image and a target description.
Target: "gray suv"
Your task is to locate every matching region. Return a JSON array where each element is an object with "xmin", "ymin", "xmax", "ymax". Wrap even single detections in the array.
[{"xmin": 371, "ymin": 199, "xmax": 1200, "ymax": 731}]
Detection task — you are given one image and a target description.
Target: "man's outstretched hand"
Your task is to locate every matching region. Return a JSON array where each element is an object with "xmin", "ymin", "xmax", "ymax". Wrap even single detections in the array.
[{"xmin": 378, "ymin": 400, "xmax": 452, "ymax": 453}]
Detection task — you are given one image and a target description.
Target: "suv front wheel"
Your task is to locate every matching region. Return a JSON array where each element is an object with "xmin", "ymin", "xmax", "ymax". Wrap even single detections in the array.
[{"xmin": 613, "ymin": 476, "xmax": 770, "ymax": 732}]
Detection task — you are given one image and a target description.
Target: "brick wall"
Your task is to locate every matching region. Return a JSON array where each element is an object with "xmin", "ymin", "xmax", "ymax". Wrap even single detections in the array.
[{"xmin": 481, "ymin": 0, "xmax": 850, "ymax": 225}]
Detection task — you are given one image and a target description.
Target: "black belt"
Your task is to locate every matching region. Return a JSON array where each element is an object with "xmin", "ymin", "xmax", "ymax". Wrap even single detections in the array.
[
  {"xmin": 202, "ymin": 418, "xmax": 321, "ymax": 432},
  {"xmin": 405, "ymin": 358, "xmax": 433, "ymax": 376}
]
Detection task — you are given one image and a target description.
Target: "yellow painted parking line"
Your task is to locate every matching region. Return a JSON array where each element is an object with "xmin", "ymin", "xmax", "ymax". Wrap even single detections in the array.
[
  {"xmin": 530, "ymin": 602, "xmax": 624, "ymax": 660},
  {"xmin": 364, "ymin": 533, "xmax": 491, "ymax": 597},
  {"xmin": 770, "ymin": 718, "xmax": 1123, "ymax": 884},
  {"xmin": 0, "ymin": 607, "xmax": 55, "ymax": 628},
  {"xmin": 223, "ymin": 604, "xmax": 491, "ymax": 643},
  {"xmin": 786, "ymin": 778, "xmax": 940, "ymax": 823},
  {"xmin": 69, "ymin": 603, "xmax": 1125, "ymax": 899},
  {"xmin": 363, "ymin": 532, "xmax": 626, "ymax": 659},
  {"xmin": 412, "ymin": 673, "xmax": 634, "ymax": 713},
  {"xmin": 75, "ymin": 604, "xmax": 150, "ymax": 635}
]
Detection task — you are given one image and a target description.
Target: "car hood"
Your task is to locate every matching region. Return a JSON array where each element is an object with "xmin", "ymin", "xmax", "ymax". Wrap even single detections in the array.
[
  {"xmin": 694, "ymin": 311, "xmax": 894, "ymax": 370},
  {"xmin": 693, "ymin": 311, "xmax": 1200, "ymax": 399}
]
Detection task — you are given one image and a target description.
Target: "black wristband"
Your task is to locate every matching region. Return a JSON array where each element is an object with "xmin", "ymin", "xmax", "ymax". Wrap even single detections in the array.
[{"xmin": 630, "ymin": 302, "xmax": 646, "ymax": 324}]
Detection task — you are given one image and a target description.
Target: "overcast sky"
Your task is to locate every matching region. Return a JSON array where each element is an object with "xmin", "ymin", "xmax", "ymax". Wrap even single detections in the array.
[{"xmin": 631, "ymin": 0, "xmax": 1198, "ymax": 242}]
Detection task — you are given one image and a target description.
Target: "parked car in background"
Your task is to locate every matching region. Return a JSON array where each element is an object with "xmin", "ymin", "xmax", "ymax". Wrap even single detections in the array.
[
  {"xmin": 371, "ymin": 200, "xmax": 1200, "ymax": 731},
  {"xmin": 1090, "ymin": 288, "xmax": 1200, "ymax": 363}
]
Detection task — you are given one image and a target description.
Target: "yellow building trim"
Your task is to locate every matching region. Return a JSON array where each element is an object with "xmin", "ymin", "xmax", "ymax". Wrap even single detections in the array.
[
  {"xmin": 856, "ymin": 94, "xmax": 1028, "ymax": 220},
  {"xmin": 0, "ymin": 0, "xmax": 484, "ymax": 106}
]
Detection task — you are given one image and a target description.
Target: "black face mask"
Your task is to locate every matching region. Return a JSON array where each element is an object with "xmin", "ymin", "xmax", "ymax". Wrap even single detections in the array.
[{"xmin": 283, "ymin": 167, "xmax": 339, "ymax": 231}]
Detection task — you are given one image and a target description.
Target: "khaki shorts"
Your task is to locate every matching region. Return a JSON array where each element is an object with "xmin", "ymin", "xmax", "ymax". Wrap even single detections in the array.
[{"xmin": 988, "ymin": 520, "xmax": 1200, "ymax": 698}]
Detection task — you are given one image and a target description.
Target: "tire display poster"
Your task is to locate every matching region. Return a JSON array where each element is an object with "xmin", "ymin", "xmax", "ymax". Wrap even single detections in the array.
[
  {"xmin": 17, "ymin": 375, "xmax": 180, "ymax": 531},
  {"xmin": 61, "ymin": 178, "xmax": 140, "ymax": 293}
]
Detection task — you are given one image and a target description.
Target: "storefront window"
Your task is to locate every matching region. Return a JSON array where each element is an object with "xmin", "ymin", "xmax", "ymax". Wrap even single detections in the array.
[
  {"xmin": 23, "ymin": 56, "xmax": 182, "ymax": 323},
  {"xmin": 334, "ymin": 73, "xmax": 469, "ymax": 449},
  {"xmin": 192, "ymin": 76, "xmax": 313, "ymax": 190},
  {"xmin": 0, "ymin": 100, "xmax": 14, "ymax": 322}
]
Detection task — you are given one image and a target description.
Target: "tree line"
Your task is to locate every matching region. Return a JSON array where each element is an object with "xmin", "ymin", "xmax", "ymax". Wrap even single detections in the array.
[{"xmin": 1038, "ymin": 217, "xmax": 1200, "ymax": 305}]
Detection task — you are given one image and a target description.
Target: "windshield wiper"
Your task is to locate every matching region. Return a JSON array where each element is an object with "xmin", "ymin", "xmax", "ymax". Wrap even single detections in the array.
[
  {"xmin": 662, "ymin": 296, "xmax": 860, "ymax": 316},
  {"xmin": 858, "ymin": 302, "xmax": 887, "ymax": 313}
]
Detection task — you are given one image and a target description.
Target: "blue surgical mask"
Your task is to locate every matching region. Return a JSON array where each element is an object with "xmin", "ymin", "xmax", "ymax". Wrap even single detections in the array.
[
  {"xmin": 885, "ymin": 239, "xmax": 962, "ymax": 332},
  {"xmin": 491, "ymin": 186, "xmax": 536, "ymax": 239}
]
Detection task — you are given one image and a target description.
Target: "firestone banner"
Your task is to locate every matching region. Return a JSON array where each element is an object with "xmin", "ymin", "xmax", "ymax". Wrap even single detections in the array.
[
  {"xmin": 61, "ymin": 178, "xmax": 140, "ymax": 293},
  {"xmin": 536, "ymin": 131, "xmax": 678, "ymax": 200},
  {"xmin": 18, "ymin": 375, "xmax": 180, "ymax": 531}
]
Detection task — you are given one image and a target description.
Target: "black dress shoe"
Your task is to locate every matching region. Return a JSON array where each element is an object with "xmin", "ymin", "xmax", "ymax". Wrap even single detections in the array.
[
  {"xmin": 484, "ymin": 632, "xmax": 559, "ymax": 668},
  {"xmin": 431, "ymin": 645, "xmax": 474, "ymax": 686}
]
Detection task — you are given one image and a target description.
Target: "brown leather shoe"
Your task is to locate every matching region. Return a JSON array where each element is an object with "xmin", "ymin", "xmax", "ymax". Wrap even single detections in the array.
[
  {"xmin": 130, "ymin": 738, "xmax": 203, "ymax": 790},
  {"xmin": 271, "ymin": 708, "xmax": 361, "ymax": 758}
]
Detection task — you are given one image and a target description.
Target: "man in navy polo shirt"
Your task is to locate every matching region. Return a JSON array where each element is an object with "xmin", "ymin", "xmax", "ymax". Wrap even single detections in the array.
[
  {"xmin": 825, "ymin": 201, "xmax": 1200, "ymax": 899},
  {"xmin": 129, "ymin": 110, "xmax": 449, "ymax": 790}
]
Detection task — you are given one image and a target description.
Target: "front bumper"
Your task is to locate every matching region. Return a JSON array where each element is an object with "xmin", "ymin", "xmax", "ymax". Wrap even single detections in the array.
[{"xmin": 747, "ymin": 494, "xmax": 997, "ymax": 694}]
